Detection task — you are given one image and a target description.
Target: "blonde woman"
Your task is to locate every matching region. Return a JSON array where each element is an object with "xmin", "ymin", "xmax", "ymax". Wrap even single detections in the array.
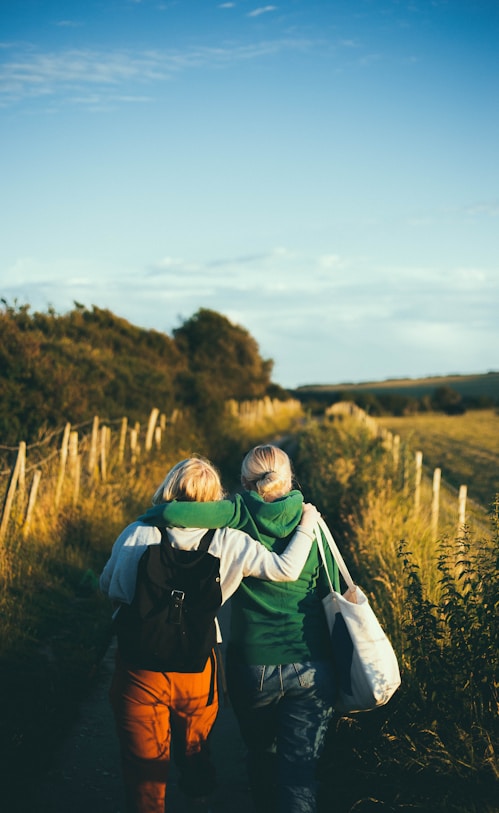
[
  {"xmin": 100, "ymin": 456, "xmax": 319, "ymax": 813},
  {"xmin": 139, "ymin": 445, "xmax": 340, "ymax": 813}
]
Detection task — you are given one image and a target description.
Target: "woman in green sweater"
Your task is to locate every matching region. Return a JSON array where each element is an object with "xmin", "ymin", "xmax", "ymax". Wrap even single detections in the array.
[{"xmin": 139, "ymin": 445, "xmax": 340, "ymax": 813}]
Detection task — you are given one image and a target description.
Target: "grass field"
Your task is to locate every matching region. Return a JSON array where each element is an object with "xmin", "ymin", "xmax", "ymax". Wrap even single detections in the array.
[
  {"xmin": 297, "ymin": 371, "xmax": 499, "ymax": 401},
  {"xmin": 375, "ymin": 409, "xmax": 499, "ymax": 510}
]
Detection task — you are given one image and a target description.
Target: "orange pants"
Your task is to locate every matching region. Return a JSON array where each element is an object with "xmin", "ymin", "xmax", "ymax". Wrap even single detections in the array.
[{"xmin": 110, "ymin": 651, "xmax": 219, "ymax": 813}]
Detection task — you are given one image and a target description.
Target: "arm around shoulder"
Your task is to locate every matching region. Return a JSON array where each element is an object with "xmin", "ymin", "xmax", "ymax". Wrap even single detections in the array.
[
  {"xmin": 242, "ymin": 503, "xmax": 320, "ymax": 582},
  {"xmin": 138, "ymin": 497, "xmax": 241, "ymax": 528}
]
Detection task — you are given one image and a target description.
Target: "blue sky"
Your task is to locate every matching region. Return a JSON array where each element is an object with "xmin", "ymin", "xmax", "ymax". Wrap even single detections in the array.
[{"xmin": 1, "ymin": 0, "xmax": 498, "ymax": 388}]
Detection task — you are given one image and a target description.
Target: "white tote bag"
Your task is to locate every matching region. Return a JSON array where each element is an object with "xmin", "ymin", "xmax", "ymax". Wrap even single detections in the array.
[{"xmin": 315, "ymin": 517, "xmax": 401, "ymax": 714}]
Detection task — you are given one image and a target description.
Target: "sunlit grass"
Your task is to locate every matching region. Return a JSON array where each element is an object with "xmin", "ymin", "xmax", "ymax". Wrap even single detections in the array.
[
  {"xmin": 1, "ymin": 403, "xmax": 496, "ymax": 810},
  {"xmin": 377, "ymin": 409, "xmax": 499, "ymax": 509},
  {"xmin": 295, "ymin": 418, "xmax": 499, "ymax": 811}
]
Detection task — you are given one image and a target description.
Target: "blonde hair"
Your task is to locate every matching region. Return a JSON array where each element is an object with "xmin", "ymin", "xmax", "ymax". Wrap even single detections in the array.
[
  {"xmin": 152, "ymin": 457, "xmax": 224, "ymax": 505},
  {"xmin": 240, "ymin": 445, "xmax": 293, "ymax": 502}
]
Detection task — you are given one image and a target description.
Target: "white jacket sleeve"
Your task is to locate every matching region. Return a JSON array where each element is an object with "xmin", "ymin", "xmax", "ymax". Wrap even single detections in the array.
[
  {"xmin": 99, "ymin": 522, "xmax": 161, "ymax": 605},
  {"xmin": 210, "ymin": 525, "xmax": 314, "ymax": 604}
]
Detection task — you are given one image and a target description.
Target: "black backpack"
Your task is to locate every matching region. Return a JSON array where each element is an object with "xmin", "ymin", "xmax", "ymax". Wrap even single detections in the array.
[{"xmin": 115, "ymin": 528, "xmax": 222, "ymax": 672}]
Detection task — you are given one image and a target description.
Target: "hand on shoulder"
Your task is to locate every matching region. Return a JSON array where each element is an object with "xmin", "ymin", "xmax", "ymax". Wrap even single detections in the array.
[{"xmin": 300, "ymin": 502, "xmax": 320, "ymax": 530}]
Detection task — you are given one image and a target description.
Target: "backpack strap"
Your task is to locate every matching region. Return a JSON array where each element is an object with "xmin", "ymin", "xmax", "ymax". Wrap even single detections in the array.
[
  {"xmin": 158, "ymin": 527, "xmax": 216, "ymax": 553},
  {"xmin": 197, "ymin": 527, "xmax": 216, "ymax": 552}
]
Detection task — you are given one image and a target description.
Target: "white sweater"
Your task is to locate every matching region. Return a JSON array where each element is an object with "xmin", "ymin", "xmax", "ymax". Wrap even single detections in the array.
[{"xmin": 99, "ymin": 521, "xmax": 313, "ymax": 608}]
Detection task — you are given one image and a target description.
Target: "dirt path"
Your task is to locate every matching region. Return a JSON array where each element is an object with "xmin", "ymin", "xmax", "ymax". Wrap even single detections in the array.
[{"xmin": 30, "ymin": 605, "xmax": 256, "ymax": 813}]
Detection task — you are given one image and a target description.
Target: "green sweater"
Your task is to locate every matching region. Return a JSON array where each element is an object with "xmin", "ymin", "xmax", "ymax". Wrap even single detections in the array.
[{"xmin": 138, "ymin": 490, "xmax": 340, "ymax": 665}]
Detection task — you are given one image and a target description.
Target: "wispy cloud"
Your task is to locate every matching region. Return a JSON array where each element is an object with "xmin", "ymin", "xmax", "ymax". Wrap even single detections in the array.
[
  {"xmin": 0, "ymin": 39, "xmax": 315, "ymax": 108},
  {"xmin": 55, "ymin": 20, "xmax": 83, "ymax": 28},
  {"xmin": 465, "ymin": 201, "xmax": 499, "ymax": 218},
  {"xmin": 141, "ymin": 249, "xmax": 499, "ymax": 335},
  {"xmin": 147, "ymin": 256, "xmax": 201, "ymax": 276},
  {"xmin": 248, "ymin": 6, "xmax": 277, "ymax": 18}
]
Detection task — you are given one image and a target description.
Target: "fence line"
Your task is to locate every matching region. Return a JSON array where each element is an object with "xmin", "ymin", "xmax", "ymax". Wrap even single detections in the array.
[
  {"xmin": 0, "ymin": 408, "xmax": 172, "ymax": 543},
  {"xmin": 0, "ymin": 397, "xmax": 303, "ymax": 543},
  {"xmin": 226, "ymin": 396, "xmax": 302, "ymax": 428},
  {"xmin": 4, "ymin": 397, "xmax": 475, "ymax": 543},
  {"xmin": 325, "ymin": 401, "xmax": 477, "ymax": 537}
]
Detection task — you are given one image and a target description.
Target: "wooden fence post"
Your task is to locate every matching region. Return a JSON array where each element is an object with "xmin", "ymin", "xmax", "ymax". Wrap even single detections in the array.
[
  {"xmin": 145, "ymin": 408, "xmax": 160, "ymax": 453},
  {"xmin": 18, "ymin": 442, "xmax": 26, "ymax": 502},
  {"xmin": 73, "ymin": 455, "xmax": 81, "ymax": 508},
  {"xmin": 69, "ymin": 431, "xmax": 80, "ymax": 507},
  {"xmin": 118, "ymin": 417, "xmax": 128, "ymax": 464},
  {"xmin": 55, "ymin": 423, "xmax": 71, "ymax": 508},
  {"xmin": 130, "ymin": 428, "xmax": 138, "ymax": 466},
  {"xmin": 402, "ymin": 445, "xmax": 410, "ymax": 497},
  {"xmin": 100, "ymin": 425, "xmax": 111, "ymax": 482},
  {"xmin": 392, "ymin": 434, "xmax": 400, "ymax": 476},
  {"xmin": 69, "ymin": 431, "xmax": 78, "ymax": 474},
  {"xmin": 0, "ymin": 442, "xmax": 27, "ymax": 542},
  {"xmin": 431, "ymin": 467, "xmax": 441, "ymax": 539},
  {"xmin": 23, "ymin": 469, "xmax": 42, "ymax": 535},
  {"xmin": 414, "ymin": 450, "xmax": 423, "ymax": 514},
  {"xmin": 134, "ymin": 423, "xmax": 141, "ymax": 462},
  {"xmin": 458, "ymin": 485, "xmax": 467, "ymax": 530},
  {"xmin": 88, "ymin": 416, "xmax": 100, "ymax": 477}
]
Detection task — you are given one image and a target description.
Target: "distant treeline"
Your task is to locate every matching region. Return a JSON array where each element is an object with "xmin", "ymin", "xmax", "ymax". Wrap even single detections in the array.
[
  {"xmin": 0, "ymin": 301, "xmax": 288, "ymax": 444},
  {"xmin": 3, "ymin": 300, "xmax": 496, "ymax": 447},
  {"xmin": 293, "ymin": 382, "xmax": 499, "ymax": 418}
]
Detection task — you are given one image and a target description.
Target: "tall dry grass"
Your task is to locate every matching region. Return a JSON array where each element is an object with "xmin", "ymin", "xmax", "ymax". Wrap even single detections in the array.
[{"xmin": 295, "ymin": 418, "xmax": 498, "ymax": 812}]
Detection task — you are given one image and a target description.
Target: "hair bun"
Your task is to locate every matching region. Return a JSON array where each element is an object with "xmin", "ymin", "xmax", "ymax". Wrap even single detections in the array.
[{"xmin": 241, "ymin": 445, "xmax": 293, "ymax": 502}]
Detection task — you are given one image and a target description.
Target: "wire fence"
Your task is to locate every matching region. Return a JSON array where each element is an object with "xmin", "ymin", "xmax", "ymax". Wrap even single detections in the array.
[
  {"xmin": 0, "ymin": 397, "xmax": 304, "ymax": 544},
  {"xmin": 0, "ymin": 408, "xmax": 175, "ymax": 543}
]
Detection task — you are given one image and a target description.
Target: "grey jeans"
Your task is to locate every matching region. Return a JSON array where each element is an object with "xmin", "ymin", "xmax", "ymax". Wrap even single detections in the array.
[{"xmin": 226, "ymin": 652, "xmax": 336, "ymax": 813}]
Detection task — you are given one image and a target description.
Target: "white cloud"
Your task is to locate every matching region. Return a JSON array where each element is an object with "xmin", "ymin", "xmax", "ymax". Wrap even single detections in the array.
[
  {"xmin": 55, "ymin": 20, "xmax": 83, "ymax": 28},
  {"xmin": 465, "ymin": 202, "xmax": 499, "ymax": 218},
  {"xmin": 319, "ymin": 254, "xmax": 344, "ymax": 269},
  {"xmin": 0, "ymin": 39, "xmax": 316, "ymax": 108},
  {"xmin": 3, "ymin": 250, "xmax": 498, "ymax": 388},
  {"xmin": 454, "ymin": 267, "xmax": 487, "ymax": 287},
  {"xmin": 248, "ymin": 7, "xmax": 278, "ymax": 18},
  {"xmin": 148, "ymin": 256, "xmax": 201, "ymax": 276}
]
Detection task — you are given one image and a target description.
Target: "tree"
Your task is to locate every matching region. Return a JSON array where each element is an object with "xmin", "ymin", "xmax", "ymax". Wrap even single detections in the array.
[
  {"xmin": 173, "ymin": 309, "xmax": 273, "ymax": 406},
  {"xmin": 431, "ymin": 386, "xmax": 465, "ymax": 415},
  {"xmin": 0, "ymin": 302, "xmax": 183, "ymax": 442}
]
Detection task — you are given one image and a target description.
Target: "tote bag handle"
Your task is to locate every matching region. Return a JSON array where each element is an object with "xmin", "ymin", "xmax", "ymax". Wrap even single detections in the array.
[{"xmin": 315, "ymin": 517, "xmax": 356, "ymax": 593}]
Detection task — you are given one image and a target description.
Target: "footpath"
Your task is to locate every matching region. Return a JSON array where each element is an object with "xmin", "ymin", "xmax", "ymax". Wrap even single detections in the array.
[{"xmin": 30, "ymin": 603, "xmax": 256, "ymax": 813}]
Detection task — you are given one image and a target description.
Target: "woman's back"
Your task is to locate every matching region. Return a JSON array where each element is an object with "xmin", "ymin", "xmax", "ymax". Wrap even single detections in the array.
[{"xmin": 227, "ymin": 489, "xmax": 331, "ymax": 665}]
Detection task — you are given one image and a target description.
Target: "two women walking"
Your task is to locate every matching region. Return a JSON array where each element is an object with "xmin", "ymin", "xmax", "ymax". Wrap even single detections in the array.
[{"xmin": 100, "ymin": 445, "xmax": 343, "ymax": 813}]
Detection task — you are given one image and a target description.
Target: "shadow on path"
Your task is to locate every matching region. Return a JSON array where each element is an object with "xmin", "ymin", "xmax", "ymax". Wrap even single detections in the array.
[{"xmin": 30, "ymin": 604, "xmax": 256, "ymax": 813}]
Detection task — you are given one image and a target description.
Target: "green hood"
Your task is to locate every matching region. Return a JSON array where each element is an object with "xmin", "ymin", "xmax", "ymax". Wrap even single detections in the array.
[{"xmin": 237, "ymin": 490, "xmax": 303, "ymax": 542}]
